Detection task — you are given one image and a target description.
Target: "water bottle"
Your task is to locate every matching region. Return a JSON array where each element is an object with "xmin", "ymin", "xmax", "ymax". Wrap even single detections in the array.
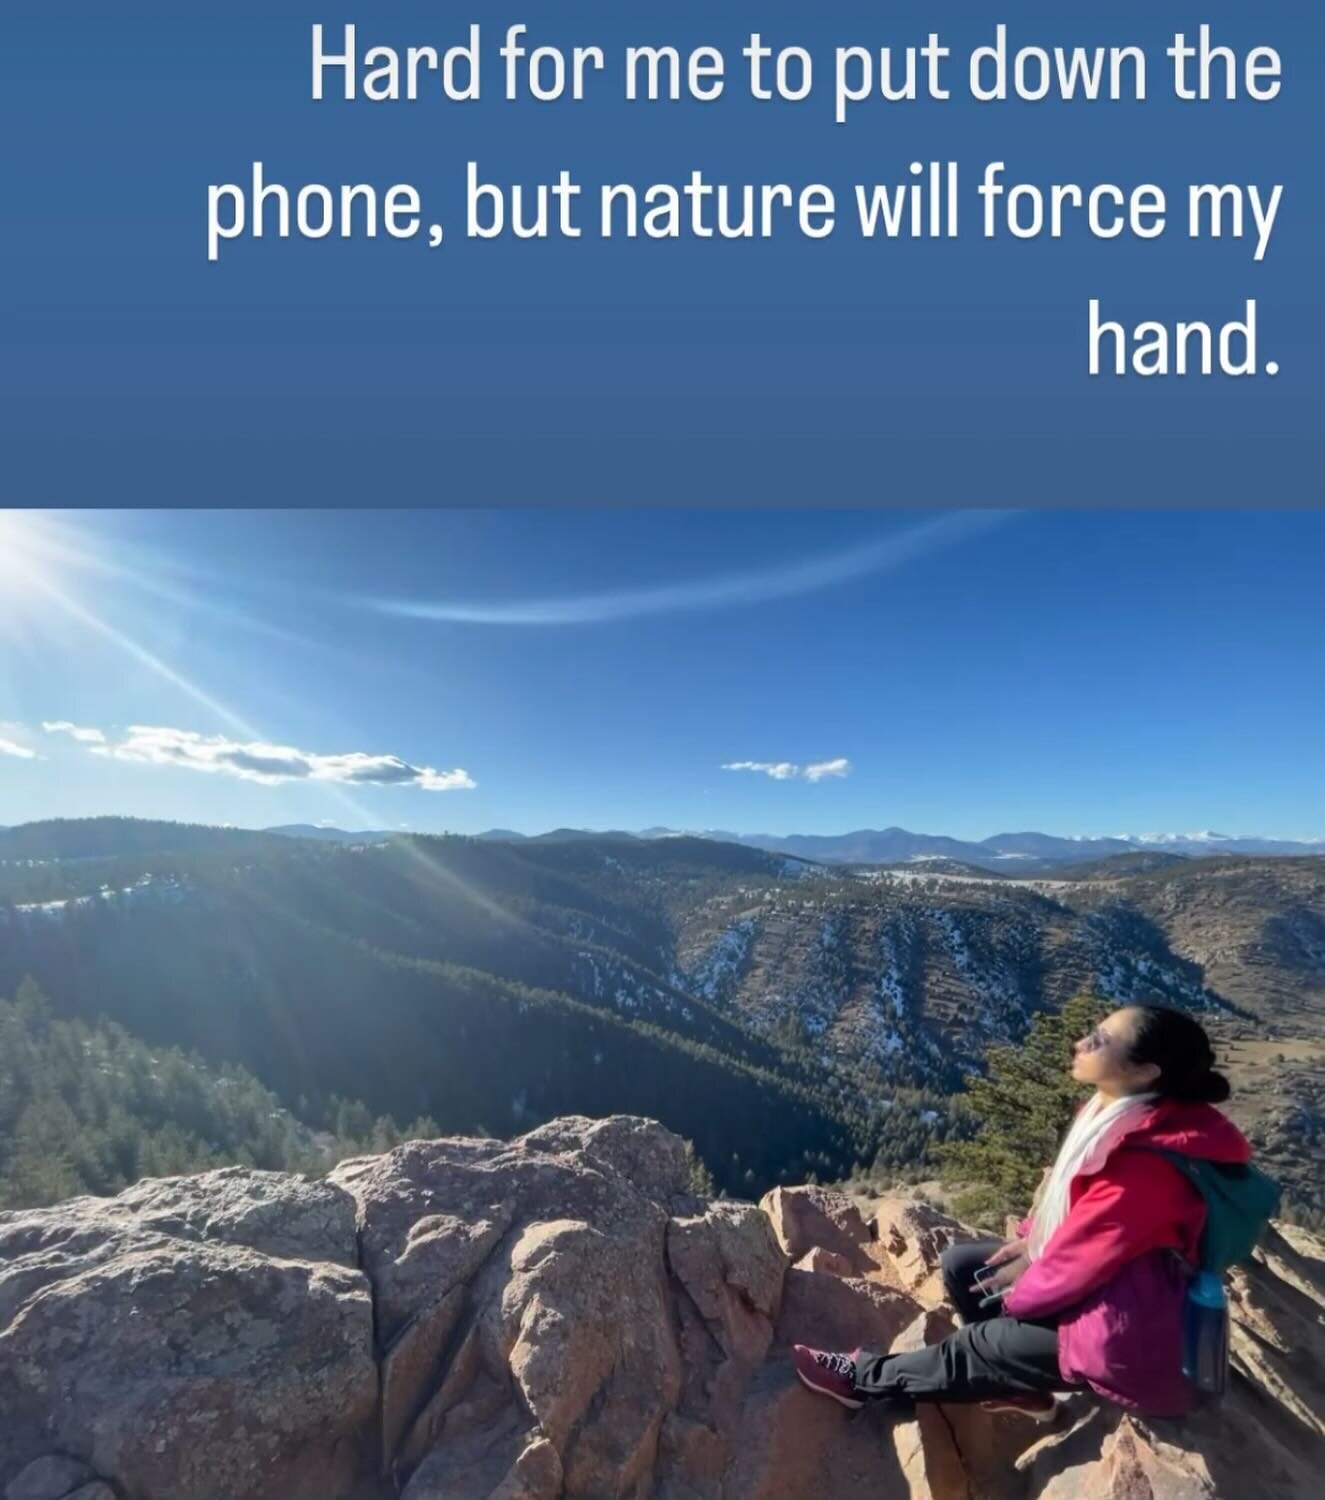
[{"xmin": 1182, "ymin": 1271, "xmax": 1229, "ymax": 1398}]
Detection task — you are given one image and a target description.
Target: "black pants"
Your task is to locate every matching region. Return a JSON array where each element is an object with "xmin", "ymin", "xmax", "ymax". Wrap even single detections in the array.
[{"xmin": 855, "ymin": 1238, "xmax": 1074, "ymax": 1404}]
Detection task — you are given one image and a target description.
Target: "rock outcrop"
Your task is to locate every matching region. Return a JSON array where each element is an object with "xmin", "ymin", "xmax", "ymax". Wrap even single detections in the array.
[
  {"xmin": 0, "ymin": 1166, "xmax": 378, "ymax": 1500},
  {"xmin": 3, "ymin": 1117, "xmax": 1322, "ymax": 1500}
]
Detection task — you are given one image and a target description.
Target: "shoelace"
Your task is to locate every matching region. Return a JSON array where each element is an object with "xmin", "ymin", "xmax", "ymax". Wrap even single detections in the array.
[{"xmin": 813, "ymin": 1350, "xmax": 856, "ymax": 1380}]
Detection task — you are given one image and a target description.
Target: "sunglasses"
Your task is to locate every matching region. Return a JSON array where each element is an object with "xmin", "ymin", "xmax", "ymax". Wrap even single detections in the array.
[{"xmin": 1077, "ymin": 1026, "xmax": 1120, "ymax": 1053}]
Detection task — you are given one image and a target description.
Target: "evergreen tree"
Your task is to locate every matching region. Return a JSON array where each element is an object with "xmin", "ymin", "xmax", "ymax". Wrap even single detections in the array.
[
  {"xmin": 939, "ymin": 992, "xmax": 1104, "ymax": 1230},
  {"xmin": 682, "ymin": 1138, "xmax": 716, "ymax": 1198}
]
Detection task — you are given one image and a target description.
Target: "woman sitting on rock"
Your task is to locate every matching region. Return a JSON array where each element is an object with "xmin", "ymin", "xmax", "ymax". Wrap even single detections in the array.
[{"xmin": 793, "ymin": 1004, "xmax": 1250, "ymax": 1421}]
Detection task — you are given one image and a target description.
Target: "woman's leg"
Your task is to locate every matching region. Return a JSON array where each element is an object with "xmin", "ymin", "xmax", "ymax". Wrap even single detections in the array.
[
  {"xmin": 939, "ymin": 1237, "xmax": 1004, "ymax": 1325},
  {"xmin": 854, "ymin": 1315, "xmax": 1067, "ymax": 1404}
]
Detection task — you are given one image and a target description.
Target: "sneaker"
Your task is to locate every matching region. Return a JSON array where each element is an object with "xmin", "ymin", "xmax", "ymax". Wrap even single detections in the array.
[
  {"xmin": 792, "ymin": 1344, "xmax": 864, "ymax": 1409},
  {"xmin": 978, "ymin": 1393, "xmax": 1057, "ymax": 1422}
]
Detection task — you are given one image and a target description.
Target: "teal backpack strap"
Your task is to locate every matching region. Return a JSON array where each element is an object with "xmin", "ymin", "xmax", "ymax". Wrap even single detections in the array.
[
  {"xmin": 1129, "ymin": 1147, "xmax": 1281, "ymax": 1274},
  {"xmin": 1123, "ymin": 1146, "xmax": 1280, "ymax": 1404}
]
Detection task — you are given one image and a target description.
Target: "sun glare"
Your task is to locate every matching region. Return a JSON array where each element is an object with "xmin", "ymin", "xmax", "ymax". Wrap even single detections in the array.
[
  {"xmin": 3, "ymin": 509, "xmax": 90, "ymax": 572},
  {"xmin": 0, "ymin": 511, "xmax": 119, "ymax": 612},
  {"xmin": 0, "ymin": 510, "xmax": 56, "ymax": 603},
  {"xmin": 0, "ymin": 511, "xmax": 110, "ymax": 645}
]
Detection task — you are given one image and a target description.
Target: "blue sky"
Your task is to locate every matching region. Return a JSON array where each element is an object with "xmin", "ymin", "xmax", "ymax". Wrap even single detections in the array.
[{"xmin": 1, "ymin": 508, "xmax": 1322, "ymax": 841}]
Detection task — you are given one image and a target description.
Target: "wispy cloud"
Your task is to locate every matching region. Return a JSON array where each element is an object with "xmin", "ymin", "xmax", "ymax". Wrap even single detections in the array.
[
  {"xmin": 723, "ymin": 761, "xmax": 800, "ymax": 781},
  {"xmin": 722, "ymin": 758, "xmax": 852, "ymax": 783},
  {"xmin": 81, "ymin": 724, "xmax": 475, "ymax": 791},
  {"xmin": 803, "ymin": 758, "xmax": 851, "ymax": 782},
  {"xmin": 42, "ymin": 720, "xmax": 107, "ymax": 744},
  {"xmin": 0, "ymin": 736, "xmax": 38, "ymax": 760},
  {"xmin": 367, "ymin": 511, "xmax": 1017, "ymax": 626}
]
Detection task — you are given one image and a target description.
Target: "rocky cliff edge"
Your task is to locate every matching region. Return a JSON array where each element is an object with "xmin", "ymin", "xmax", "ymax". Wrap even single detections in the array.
[{"xmin": 2, "ymin": 1116, "xmax": 1321, "ymax": 1500}]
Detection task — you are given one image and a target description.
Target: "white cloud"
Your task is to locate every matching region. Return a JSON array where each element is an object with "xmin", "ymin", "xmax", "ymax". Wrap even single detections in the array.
[
  {"xmin": 722, "ymin": 758, "xmax": 852, "ymax": 783},
  {"xmin": 722, "ymin": 761, "xmax": 800, "ymax": 781},
  {"xmin": 42, "ymin": 720, "xmax": 108, "ymax": 744},
  {"xmin": 87, "ymin": 724, "xmax": 476, "ymax": 792},
  {"xmin": 803, "ymin": 758, "xmax": 852, "ymax": 782},
  {"xmin": 0, "ymin": 736, "xmax": 37, "ymax": 760}
]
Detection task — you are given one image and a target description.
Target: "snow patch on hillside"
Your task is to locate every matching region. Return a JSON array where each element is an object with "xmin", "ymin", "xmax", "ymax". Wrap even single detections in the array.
[
  {"xmin": 877, "ymin": 908, "xmax": 918, "ymax": 1019},
  {"xmin": 9, "ymin": 875, "xmax": 188, "ymax": 919},
  {"xmin": 674, "ymin": 918, "xmax": 756, "ymax": 1002}
]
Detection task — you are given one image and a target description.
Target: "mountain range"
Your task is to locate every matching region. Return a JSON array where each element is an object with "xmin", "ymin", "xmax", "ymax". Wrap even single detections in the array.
[
  {"xmin": 2, "ymin": 816, "xmax": 1322, "ymax": 1214},
  {"xmin": 266, "ymin": 823, "xmax": 1325, "ymax": 871}
]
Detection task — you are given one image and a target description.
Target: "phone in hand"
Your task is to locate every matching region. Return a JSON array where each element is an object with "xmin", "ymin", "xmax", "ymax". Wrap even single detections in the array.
[{"xmin": 971, "ymin": 1262, "xmax": 1006, "ymax": 1308}]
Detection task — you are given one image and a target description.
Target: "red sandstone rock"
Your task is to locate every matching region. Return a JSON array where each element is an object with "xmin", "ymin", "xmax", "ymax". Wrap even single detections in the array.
[{"xmin": 4, "ymin": 1118, "xmax": 1321, "ymax": 1500}]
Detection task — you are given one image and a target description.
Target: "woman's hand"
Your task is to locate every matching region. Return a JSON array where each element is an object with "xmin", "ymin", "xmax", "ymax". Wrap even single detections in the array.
[
  {"xmin": 984, "ymin": 1252, "xmax": 1029, "ymax": 1294},
  {"xmin": 985, "ymin": 1236, "xmax": 1028, "ymax": 1267},
  {"xmin": 973, "ymin": 1236, "xmax": 1030, "ymax": 1296}
]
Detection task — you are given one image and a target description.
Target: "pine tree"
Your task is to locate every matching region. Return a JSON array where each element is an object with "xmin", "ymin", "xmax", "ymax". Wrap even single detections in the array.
[
  {"xmin": 682, "ymin": 1138, "xmax": 716, "ymax": 1198},
  {"xmin": 939, "ymin": 993, "xmax": 1104, "ymax": 1230}
]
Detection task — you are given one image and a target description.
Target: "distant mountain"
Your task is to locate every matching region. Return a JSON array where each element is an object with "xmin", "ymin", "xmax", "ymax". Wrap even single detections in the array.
[
  {"xmin": 2, "ymin": 815, "xmax": 1323, "ymax": 1215},
  {"xmin": 761, "ymin": 828, "xmax": 984, "ymax": 865},
  {"xmin": 1122, "ymin": 831, "xmax": 1325, "ymax": 857},
  {"xmin": 618, "ymin": 826, "xmax": 1325, "ymax": 872},
  {"xmin": 265, "ymin": 823, "xmax": 394, "ymax": 844},
  {"xmin": 979, "ymin": 831, "xmax": 1133, "ymax": 861},
  {"xmin": 524, "ymin": 828, "xmax": 642, "ymax": 844},
  {"xmin": 259, "ymin": 823, "xmax": 1325, "ymax": 870}
]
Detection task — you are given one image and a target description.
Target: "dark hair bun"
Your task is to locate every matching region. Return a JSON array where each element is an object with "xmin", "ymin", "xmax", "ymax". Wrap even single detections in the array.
[
  {"xmin": 1185, "ymin": 1069, "xmax": 1231, "ymax": 1105},
  {"xmin": 1127, "ymin": 1006, "xmax": 1232, "ymax": 1105}
]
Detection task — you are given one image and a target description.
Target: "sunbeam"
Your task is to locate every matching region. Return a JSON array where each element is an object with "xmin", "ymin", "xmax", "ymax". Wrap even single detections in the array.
[
  {"xmin": 28, "ymin": 571, "xmax": 264, "ymax": 741},
  {"xmin": 5, "ymin": 513, "xmax": 513, "ymax": 926},
  {"xmin": 1, "ymin": 510, "xmax": 324, "ymax": 653}
]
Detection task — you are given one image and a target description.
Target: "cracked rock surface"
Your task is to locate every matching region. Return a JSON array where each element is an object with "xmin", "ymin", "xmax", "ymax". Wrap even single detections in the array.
[{"xmin": 3, "ymin": 1118, "xmax": 1322, "ymax": 1500}]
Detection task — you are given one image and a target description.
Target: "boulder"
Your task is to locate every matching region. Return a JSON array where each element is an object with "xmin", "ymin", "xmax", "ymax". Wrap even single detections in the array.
[
  {"xmin": 759, "ymin": 1186, "xmax": 889, "ymax": 1279},
  {"xmin": 775, "ymin": 1268, "xmax": 919, "ymax": 1355},
  {"xmin": 4, "ymin": 1456, "xmax": 97, "ymax": 1500},
  {"xmin": 721, "ymin": 1364, "xmax": 914, "ymax": 1500},
  {"xmin": 872, "ymin": 1199, "xmax": 978, "ymax": 1308},
  {"xmin": 328, "ymin": 1116, "xmax": 691, "ymax": 1495},
  {"xmin": 667, "ymin": 1199, "xmax": 787, "ymax": 1372},
  {"xmin": 1225, "ymin": 1225, "xmax": 1325, "ymax": 1440},
  {"xmin": 1017, "ymin": 1398, "xmax": 1318, "ymax": 1500},
  {"xmin": 0, "ymin": 1169, "xmax": 377, "ymax": 1500},
  {"xmin": 4, "ymin": 1119, "xmax": 1322, "ymax": 1500},
  {"xmin": 793, "ymin": 1246, "xmax": 854, "ymax": 1276},
  {"xmin": 882, "ymin": 1306, "xmax": 1035, "ymax": 1500}
]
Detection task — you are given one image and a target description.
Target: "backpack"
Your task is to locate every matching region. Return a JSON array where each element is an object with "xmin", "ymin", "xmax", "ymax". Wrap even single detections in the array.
[{"xmin": 1137, "ymin": 1150, "xmax": 1282, "ymax": 1400}]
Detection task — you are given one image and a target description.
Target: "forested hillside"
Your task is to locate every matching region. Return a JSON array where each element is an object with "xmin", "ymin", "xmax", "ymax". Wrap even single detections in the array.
[
  {"xmin": 2, "ymin": 817, "xmax": 1321, "ymax": 1212},
  {"xmin": 0, "ymin": 977, "xmax": 444, "ymax": 1208},
  {"xmin": 0, "ymin": 823, "xmax": 955, "ymax": 1196}
]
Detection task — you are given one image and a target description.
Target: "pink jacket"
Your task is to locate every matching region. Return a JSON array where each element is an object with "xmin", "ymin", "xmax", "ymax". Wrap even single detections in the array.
[{"xmin": 1002, "ymin": 1098, "xmax": 1251, "ymax": 1415}]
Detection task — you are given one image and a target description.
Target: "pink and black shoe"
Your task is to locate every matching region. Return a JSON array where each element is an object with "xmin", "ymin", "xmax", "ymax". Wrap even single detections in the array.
[{"xmin": 791, "ymin": 1345, "xmax": 864, "ymax": 1409}]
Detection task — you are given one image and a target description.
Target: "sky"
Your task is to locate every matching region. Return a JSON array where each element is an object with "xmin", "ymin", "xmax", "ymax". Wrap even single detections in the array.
[
  {"xmin": 1, "ymin": 507, "xmax": 1322, "ymax": 841},
  {"xmin": 2, "ymin": 1, "xmax": 1320, "ymax": 502}
]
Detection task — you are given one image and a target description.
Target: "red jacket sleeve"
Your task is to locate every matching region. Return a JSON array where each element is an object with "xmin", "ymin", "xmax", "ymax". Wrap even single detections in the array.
[{"xmin": 1003, "ymin": 1150, "xmax": 1196, "ymax": 1322}]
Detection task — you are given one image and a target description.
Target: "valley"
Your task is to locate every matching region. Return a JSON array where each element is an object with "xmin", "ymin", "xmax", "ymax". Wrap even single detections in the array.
[{"xmin": 1, "ymin": 817, "xmax": 1321, "ymax": 1215}]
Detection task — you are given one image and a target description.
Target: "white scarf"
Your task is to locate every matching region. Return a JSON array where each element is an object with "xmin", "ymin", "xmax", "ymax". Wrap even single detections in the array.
[{"xmin": 1027, "ymin": 1091, "xmax": 1158, "ymax": 1260}]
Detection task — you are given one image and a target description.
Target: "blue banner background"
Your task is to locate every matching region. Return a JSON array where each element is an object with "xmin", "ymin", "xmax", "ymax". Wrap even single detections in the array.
[{"xmin": 1, "ymin": 2, "xmax": 1319, "ymax": 503}]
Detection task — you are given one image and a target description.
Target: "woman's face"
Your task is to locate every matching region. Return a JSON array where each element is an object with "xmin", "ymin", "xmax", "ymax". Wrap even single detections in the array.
[{"xmin": 1071, "ymin": 1008, "xmax": 1160, "ymax": 1095}]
